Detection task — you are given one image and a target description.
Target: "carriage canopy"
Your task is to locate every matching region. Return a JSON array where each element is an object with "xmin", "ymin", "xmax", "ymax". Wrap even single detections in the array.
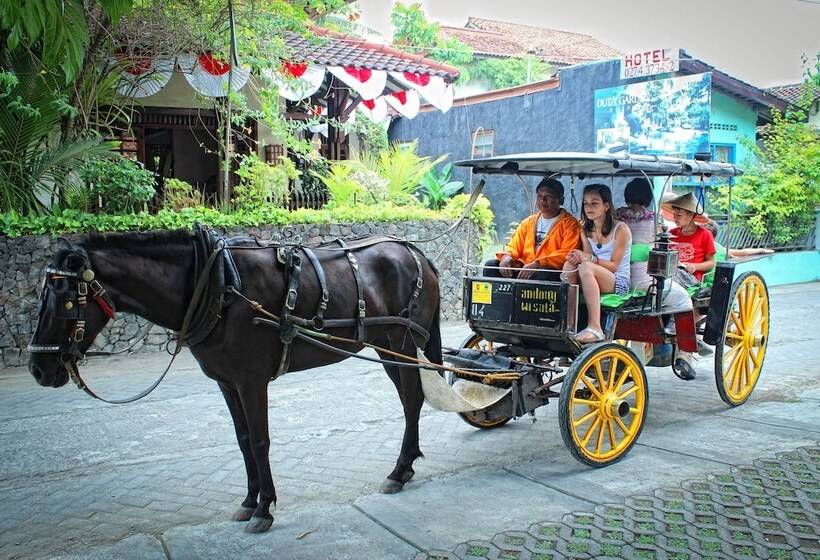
[{"xmin": 454, "ymin": 152, "xmax": 743, "ymax": 179}]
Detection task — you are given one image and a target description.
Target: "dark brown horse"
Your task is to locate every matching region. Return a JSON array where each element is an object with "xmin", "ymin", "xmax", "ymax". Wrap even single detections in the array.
[{"xmin": 28, "ymin": 228, "xmax": 441, "ymax": 533}]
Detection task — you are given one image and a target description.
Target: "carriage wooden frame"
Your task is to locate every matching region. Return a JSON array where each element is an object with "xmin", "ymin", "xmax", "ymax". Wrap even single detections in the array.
[{"xmin": 447, "ymin": 152, "xmax": 771, "ymax": 467}]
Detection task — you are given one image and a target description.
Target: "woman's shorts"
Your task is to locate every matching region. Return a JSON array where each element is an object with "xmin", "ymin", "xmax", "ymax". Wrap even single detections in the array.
[{"xmin": 614, "ymin": 275, "xmax": 630, "ymax": 295}]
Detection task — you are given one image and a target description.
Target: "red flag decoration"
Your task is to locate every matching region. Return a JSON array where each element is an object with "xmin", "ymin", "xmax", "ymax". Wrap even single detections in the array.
[
  {"xmin": 328, "ymin": 66, "xmax": 387, "ymax": 101},
  {"xmin": 267, "ymin": 62, "xmax": 326, "ymax": 101},
  {"xmin": 180, "ymin": 53, "xmax": 250, "ymax": 98},
  {"xmin": 384, "ymin": 89, "xmax": 420, "ymax": 119},
  {"xmin": 389, "ymin": 71, "xmax": 454, "ymax": 113},
  {"xmin": 114, "ymin": 55, "xmax": 174, "ymax": 98}
]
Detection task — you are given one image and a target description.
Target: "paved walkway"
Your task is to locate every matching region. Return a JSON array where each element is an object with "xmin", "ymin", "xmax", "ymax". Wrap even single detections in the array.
[{"xmin": 0, "ymin": 283, "xmax": 818, "ymax": 559}]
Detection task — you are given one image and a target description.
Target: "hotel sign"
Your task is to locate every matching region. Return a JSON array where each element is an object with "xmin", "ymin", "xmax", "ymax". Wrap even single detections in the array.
[{"xmin": 620, "ymin": 48, "xmax": 679, "ymax": 79}]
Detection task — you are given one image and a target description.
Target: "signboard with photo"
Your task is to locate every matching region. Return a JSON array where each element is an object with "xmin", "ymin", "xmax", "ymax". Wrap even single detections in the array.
[{"xmin": 594, "ymin": 73, "xmax": 712, "ymax": 157}]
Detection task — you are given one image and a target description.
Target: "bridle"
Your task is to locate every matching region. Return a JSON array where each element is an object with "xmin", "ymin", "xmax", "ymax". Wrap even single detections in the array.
[{"xmin": 28, "ymin": 259, "xmax": 116, "ymax": 362}]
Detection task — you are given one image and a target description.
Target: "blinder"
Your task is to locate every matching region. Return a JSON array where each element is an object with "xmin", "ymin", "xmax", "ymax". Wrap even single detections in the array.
[{"xmin": 28, "ymin": 255, "xmax": 116, "ymax": 361}]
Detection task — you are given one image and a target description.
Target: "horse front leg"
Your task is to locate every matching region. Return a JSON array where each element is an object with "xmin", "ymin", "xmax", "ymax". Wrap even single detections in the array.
[
  {"xmin": 377, "ymin": 350, "xmax": 425, "ymax": 494},
  {"xmin": 238, "ymin": 382, "xmax": 277, "ymax": 533},
  {"xmin": 218, "ymin": 382, "xmax": 259, "ymax": 522}
]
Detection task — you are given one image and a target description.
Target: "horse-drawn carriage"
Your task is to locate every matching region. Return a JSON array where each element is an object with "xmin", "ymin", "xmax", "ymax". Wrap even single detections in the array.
[{"xmin": 440, "ymin": 152, "xmax": 769, "ymax": 467}]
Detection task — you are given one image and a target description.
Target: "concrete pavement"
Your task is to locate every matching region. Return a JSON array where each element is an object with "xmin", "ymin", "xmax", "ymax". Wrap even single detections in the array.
[{"xmin": 0, "ymin": 283, "xmax": 818, "ymax": 559}]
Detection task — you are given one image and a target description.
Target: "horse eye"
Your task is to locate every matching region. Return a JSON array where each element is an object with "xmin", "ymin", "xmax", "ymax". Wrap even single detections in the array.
[{"xmin": 65, "ymin": 254, "xmax": 84, "ymax": 271}]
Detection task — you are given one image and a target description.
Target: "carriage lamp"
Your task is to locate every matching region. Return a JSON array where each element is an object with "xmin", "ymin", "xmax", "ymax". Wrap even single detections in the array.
[{"xmin": 647, "ymin": 229, "xmax": 679, "ymax": 279}]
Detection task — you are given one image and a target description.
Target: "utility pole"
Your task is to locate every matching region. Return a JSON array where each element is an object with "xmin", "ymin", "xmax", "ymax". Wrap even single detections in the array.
[{"xmin": 222, "ymin": 0, "xmax": 237, "ymax": 210}]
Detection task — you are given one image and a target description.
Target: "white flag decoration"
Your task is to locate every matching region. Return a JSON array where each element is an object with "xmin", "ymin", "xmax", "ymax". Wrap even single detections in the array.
[
  {"xmin": 180, "ymin": 53, "xmax": 250, "ymax": 98},
  {"xmin": 389, "ymin": 71, "xmax": 454, "ymax": 113},
  {"xmin": 115, "ymin": 56, "xmax": 174, "ymax": 98},
  {"xmin": 269, "ymin": 62, "xmax": 326, "ymax": 101},
  {"xmin": 328, "ymin": 66, "xmax": 387, "ymax": 101}
]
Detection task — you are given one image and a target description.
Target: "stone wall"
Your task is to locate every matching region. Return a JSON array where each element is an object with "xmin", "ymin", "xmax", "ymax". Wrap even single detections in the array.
[{"xmin": 0, "ymin": 221, "xmax": 480, "ymax": 368}]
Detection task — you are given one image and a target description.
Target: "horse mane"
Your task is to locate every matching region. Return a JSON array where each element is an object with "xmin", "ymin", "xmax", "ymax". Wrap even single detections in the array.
[{"xmin": 80, "ymin": 229, "xmax": 193, "ymax": 250}]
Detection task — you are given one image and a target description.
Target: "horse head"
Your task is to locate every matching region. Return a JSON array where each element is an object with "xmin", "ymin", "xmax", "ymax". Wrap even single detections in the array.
[{"xmin": 28, "ymin": 244, "xmax": 116, "ymax": 388}]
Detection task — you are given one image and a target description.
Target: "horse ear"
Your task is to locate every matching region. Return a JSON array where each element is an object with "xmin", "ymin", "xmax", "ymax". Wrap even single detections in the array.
[{"xmin": 56, "ymin": 237, "xmax": 73, "ymax": 251}]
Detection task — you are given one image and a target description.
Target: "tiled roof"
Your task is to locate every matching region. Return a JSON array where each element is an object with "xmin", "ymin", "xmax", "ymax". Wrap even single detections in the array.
[
  {"xmin": 284, "ymin": 27, "xmax": 460, "ymax": 81},
  {"xmin": 766, "ymin": 83, "xmax": 820, "ymax": 105},
  {"xmin": 438, "ymin": 26, "xmax": 525, "ymax": 58},
  {"xmin": 457, "ymin": 17, "xmax": 622, "ymax": 65}
]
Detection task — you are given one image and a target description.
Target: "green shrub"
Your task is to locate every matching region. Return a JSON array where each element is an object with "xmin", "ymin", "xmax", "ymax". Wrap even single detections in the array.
[
  {"xmin": 162, "ymin": 178, "xmax": 202, "ymax": 211},
  {"xmin": 315, "ymin": 164, "xmax": 364, "ymax": 207},
  {"xmin": 80, "ymin": 157, "xmax": 156, "ymax": 213},
  {"xmin": 233, "ymin": 154, "xmax": 299, "ymax": 210},
  {"xmin": 417, "ymin": 162, "xmax": 463, "ymax": 209}
]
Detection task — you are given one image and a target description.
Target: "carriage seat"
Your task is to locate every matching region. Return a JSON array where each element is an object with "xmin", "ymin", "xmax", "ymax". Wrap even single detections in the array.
[{"xmin": 598, "ymin": 241, "xmax": 727, "ymax": 310}]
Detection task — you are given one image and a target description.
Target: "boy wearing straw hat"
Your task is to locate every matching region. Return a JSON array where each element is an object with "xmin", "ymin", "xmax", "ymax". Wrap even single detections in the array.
[
  {"xmin": 664, "ymin": 192, "xmax": 716, "ymax": 284},
  {"xmin": 662, "ymin": 192, "xmax": 716, "ymax": 380}
]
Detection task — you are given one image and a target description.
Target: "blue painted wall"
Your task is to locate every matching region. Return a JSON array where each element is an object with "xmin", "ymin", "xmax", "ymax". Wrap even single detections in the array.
[
  {"xmin": 735, "ymin": 251, "xmax": 820, "ymax": 286},
  {"xmin": 709, "ymin": 91, "xmax": 758, "ymax": 166},
  {"xmin": 391, "ymin": 58, "xmax": 762, "ymax": 233}
]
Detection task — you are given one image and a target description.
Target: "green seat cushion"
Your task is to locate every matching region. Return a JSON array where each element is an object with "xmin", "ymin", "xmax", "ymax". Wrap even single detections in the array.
[
  {"xmin": 631, "ymin": 243, "xmax": 651, "ymax": 263},
  {"xmin": 701, "ymin": 242, "xmax": 728, "ymax": 288},
  {"xmin": 599, "ymin": 283, "xmax": 704, "ymax": 309}
]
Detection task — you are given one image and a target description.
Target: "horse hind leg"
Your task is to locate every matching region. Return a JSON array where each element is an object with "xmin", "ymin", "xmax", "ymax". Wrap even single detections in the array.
[
  {"xmin": 218, "ymin": 383, "xmax": 258, "ymax": 522},
  {"xmin": 377, "ymin": 342, "xmax": 425, "ymax": 494},
  {"xmin": 237, "ymin": 382, "xmax": 277, "ymax": 533}
]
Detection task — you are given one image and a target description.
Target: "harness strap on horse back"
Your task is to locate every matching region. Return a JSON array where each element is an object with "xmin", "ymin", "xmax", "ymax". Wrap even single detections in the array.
[
  {"xmin": 302, "ymin": 247, "xmax": 329, "ymax": 329},
  {"xmin": 337, "ymin": 238, "xmax": 367, "ymax": 341},
  {"xmin": 276, "ymin": 247, "xmax": 303, "ymax": 377}
]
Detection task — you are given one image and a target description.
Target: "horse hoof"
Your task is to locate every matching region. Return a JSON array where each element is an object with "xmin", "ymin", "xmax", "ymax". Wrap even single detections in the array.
[
  {"xmin": 380, "ymin": 479, "xmax": 404, "ymax": 494},
  {"xmin": 244, "ymin": 516, "xmax": 273, "ymax": 533},
  {"xmin": 231, "ymin": 506, "xmax": 255, "ymax": 522}
]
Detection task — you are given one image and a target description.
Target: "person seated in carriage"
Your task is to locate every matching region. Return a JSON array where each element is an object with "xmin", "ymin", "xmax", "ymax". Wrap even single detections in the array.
[
  {"xmin": 663, "ymin": 192, "xmax": 716, "ymax": 286},
  {"xmin": 485, "ymin": 177, "xmax": 581, "ymax": 280},
  {"xmin": 563, "ymin": 184, "xmax": 632, "ymax": 344}
]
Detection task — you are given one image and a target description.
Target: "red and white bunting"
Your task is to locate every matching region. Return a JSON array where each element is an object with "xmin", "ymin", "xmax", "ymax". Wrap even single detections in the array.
[
  {"xmin": 328, "ymin": 66, "xmax": 387, "ymax": 101},
  {"xmin": 383, "ymin": 89, "xmax": 420, "ymax": 119},
  {"xmin": 268, "ymin": 62, "xmax": 326, "ymax": 101},
  {"xmin": 114, "ymin": 56, "xmax": 174, "ymax": 98},
  {"xmin": 180, "ymin": 53, "xmax": 250, "ymax": 98},
  {"xmin": 389, "ymin": 71, "xmax": 454, "ymax": 113},
  {"xmin": 357, "ymin": 96, "xmax": 388, "ymax": 123}
]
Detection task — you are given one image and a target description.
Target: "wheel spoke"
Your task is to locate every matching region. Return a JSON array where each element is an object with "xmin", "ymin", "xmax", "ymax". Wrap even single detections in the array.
[
  {"xmin": 580, "ymin": 375, "xmax": 604, "ymax": 399},
  {"xmin": 593, "ymin": 361, "xmax": 606, "ymax": 391},
  {"xmin": 572, "ymin": 398, "xmax": 599, "ymax": 407},
  {"xmin": 607, "ymin": 419, "xmax": 617, "ymax": 449},
  {"xmin": 596, "ymin": 418, "xmax": 607, "ymax": 453},
  {"xmin": 729, "ymin": 310, "xmax": 744, "ymax": 334},
  {"xmin": 618, "ymin": 385, "xmax": 640, "ymax": 400},
  {"xmin": 613, "ymin": 365, "xmax": 631, "ymax": 393},
  {"xmin": 725, "ymin": 332, "xmax": 744, "ymax": 341},
  {"xmin": 573, "ymin": 408, "xmax": 599, "ymax": 428},
  {"xmin": 614, "ymin": 415, "xmax": 631, "ymax": 435},
  {"xmin": 608, "ymin": 356, "xmax": 619, "ymax": 390},
  {"xmin": 581, "ymin": 417, "xmax": 602, "ymax": 447}
]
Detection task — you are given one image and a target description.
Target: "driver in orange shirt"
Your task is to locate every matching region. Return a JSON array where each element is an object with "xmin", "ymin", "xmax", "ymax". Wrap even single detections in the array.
[{"xmin": 485, "ymin": 177, "xmax": 581, "ymax": 279}]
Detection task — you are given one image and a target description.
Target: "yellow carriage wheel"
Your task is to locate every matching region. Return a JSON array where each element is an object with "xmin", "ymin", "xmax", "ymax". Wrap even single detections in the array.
[
  {"xmin": 559, "ymin": 342, "xmax": 648, "ymax": 467},
  {"xmin": 715, "ymin": 271, "xmax": 769, "ymax": 406},
  {"xmin": 451, "ymin": 333, "xmax": 513, "ymax": 430}
]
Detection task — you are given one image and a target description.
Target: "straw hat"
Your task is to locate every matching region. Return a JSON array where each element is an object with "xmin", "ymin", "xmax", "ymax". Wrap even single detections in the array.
[{"xmin": 661, "ymin": 192, "xmax": 709, "ymax": 224}]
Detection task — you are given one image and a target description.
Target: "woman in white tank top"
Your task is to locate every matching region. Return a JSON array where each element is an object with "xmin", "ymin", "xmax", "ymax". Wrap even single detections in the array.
[{"xmin": 562, "ymin": 184, "xmax": 631, "ymax": 344}]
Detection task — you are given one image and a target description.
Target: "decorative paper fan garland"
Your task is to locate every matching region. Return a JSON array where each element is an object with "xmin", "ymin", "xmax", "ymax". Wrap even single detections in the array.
[
  {"xmin": 115, "ymin": 55, "xmax": 174, "ymax": 98},
  {"xmin": 268, "ymin": 62, "xmax": 326, "ymax": 101},
  {"xmin": 384, "ymin": 89, "xmax": 420, "ymax": 119},
  {"xmin": 357, "ymin": 96, "xmax": 388, "ymax": 123},
  {"xmin": 328, "ymin": 66, "xmax": 387, "ymax": 101},
  {"xmin": 180, "ymin": 53, "xmax": 250, "ymax": 98},
  {"xmin": 389, "ymin": 71, "xmax": 454, "ymax": 113}
]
